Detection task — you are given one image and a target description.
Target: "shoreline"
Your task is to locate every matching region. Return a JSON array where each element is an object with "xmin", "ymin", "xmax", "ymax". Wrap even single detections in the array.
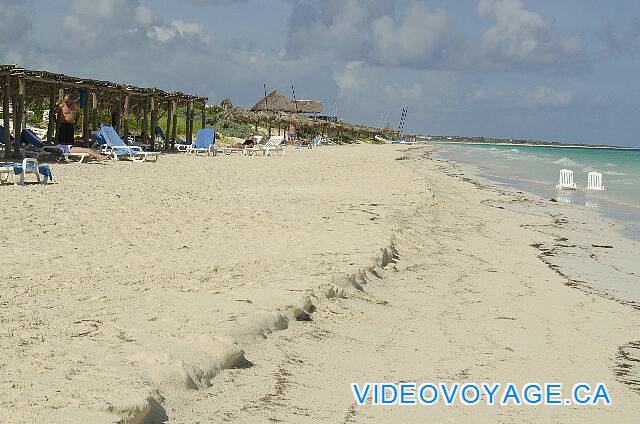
[
  {"xmin": 433, "ymin": 146, "xmax": 640, "ymax": 306},
  {"xmin": 1, "ymin": 145, "xmax": 638, "ymax": 422},
  {"xmin": 427, "ymin": 141, "xmax": 640, "ymax": 151}
]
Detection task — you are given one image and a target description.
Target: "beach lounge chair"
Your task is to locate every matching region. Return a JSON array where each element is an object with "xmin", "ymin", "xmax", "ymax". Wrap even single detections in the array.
[
  {"xmin": 295, "ymin": 135, "xmax": 321, "ymax": 149},
  {"xmin": 153, "ymin": 125, "xmax": 190, "ymax": 150},
  {"xmin": 99, "ymin": 124, "xmax": 160, "ymax": 162},
  {"xmin": 556, "ymin": 169, "xmax": 577, "ymax": 190},
  {"xmin": 586, "ymin": 172, "xmax": 605, "ymax": 191},
  {"xmin": 152, "ymin": 127, "xmax": 193, "ymax": 152},
  {"xmin": 0, "ymin": 158, "xmax": 52, "ymax": 186},
  {"xmin": 0, "ymin": 124, "xmax": 12, "ymax": 144},
  {"xmin": 20, "ymin": 128, "xmax": 89, "ymax": 163},
  {"xmin": 243, "ymin": 136, "xmax": 285, "ymax": 157},
  {"xmin": 187, "ymin": 128, "xmax": 216, "ymax": 156},
  {"xmin": 217, "ymin": 135, "xmax": 263, "ymax": 155}
]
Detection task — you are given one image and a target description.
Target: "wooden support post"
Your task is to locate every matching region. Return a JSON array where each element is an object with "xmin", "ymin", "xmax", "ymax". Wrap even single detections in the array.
[
  {"xmin": 11, "ymin": 94, "xmax": 18, "ymax": 145},
  {"xmin": 164, "ymin": 100, "xmax": 171, "ymax": 151},
  {"xmin": 123, "ymin": 94, "xmax": 129, "ymax": 143},
  {"xmin": 185, "ymin": 100, "xmax": 192, "ymax": 143},
  {"xmin": 201, "ymin": 102, "xmax": 206, "ymax": 131},
  {"xmin": 190, "ymin": 101, "xmax": 195, "ymax": 140},
  {"xmin": 91, "ymin": 92, "xmax": 98, "ymax": 131},
  {"xmin": 47, "ymin": 83, "xmax": 56, "ymax": 144},
  {"xmin": 55, "ymin": 89, "xmax": 63, "ymax": 142},
  {"xmin": 171, "ymin": 100, "xmax": 177, "ymax": 150},
  {"xmin": 3, "ymin": 74, "xmax": 10, "ymax": 159},
  {"xmin": 150, "ymin": 95, "xmax": 157, "ymax": 151},
  {"xmin": 141, "ymin": 97, "xmax": 148, "ymax": 146},
  {"xmin": 115, "ymin": 94, "xmax": 122, "ymax": 134},
  {"xmin": 82, "ymin": 89, "xmax": 90, "ymax": 147},
  {"xmin": 14, "ymin": 79, "xmax": 25, "ymax": 158}
]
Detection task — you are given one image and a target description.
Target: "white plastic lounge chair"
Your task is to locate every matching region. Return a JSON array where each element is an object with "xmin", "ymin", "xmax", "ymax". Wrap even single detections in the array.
[
  {"xmin": 217, "ymin": 135, "xmax": 263, "ymax": 155},
  {"xmin": 99, "ymin": 124, "xmax": 160, "ymax": 162},
  {"xmin": 0, "ymin": 158, "xmax": 52, "ymax": 186},
  {"xmin": 586, "ymin": 172, "xmax": 605, "ymax": 191},
  {"xmin": 187, "ymin": 128, "xmax": 216, "ymax": 156},
  {"xmin": 243, "ymin": 136, "xmax": 285, "ymax": 157},
  {"xmin": 295, "ymin": 135, "xmax": 321, "ymax": 149},
  {"xmin": 19, "ymin": 128, "xmax": 88, "ymax": 162},
  {"xmin": 556, "ymin": 169, "xmax": 577, "ymax": 190}
]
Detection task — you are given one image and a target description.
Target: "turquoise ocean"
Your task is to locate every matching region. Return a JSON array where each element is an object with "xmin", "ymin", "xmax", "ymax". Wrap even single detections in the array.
[{"xmin": 435, "ymin": 143, "xmax": 640, "ymax": 241}]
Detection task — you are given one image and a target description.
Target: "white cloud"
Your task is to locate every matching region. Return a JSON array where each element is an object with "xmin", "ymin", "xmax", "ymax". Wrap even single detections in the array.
[
  {"xmin": 469, "ymin": 85, "xmax": 574, "ymax": 108},
  {"xmin": 478, "ymin": 0, "xmax": 583, "ymax": 66},
  {"xmin": 382, "ymin": 83, "xmax": 424, "ymax": 100},
  {"xmin": 371, "ymin": 3, "xmax": 449, "ymax": 66},
  {"xmin": 287, "ymin": 0, "xmax": 452, "ymax": 67},
  {"xmin": 286, "ymin": 0, "xmax": 379, "ymax": 60},
  {"xmin": 0, "ymin": 0, "xmax": 32, "ymax": 45},
  {"xmin": 334, "ymin": 61, "xmax": 369, "ymax": 96},
  {"xmin": 149, "ymin": 20, "xmax": 210, "ymax": 44}
]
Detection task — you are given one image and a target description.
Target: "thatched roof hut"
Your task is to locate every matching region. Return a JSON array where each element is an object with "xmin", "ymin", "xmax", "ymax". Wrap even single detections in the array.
[{"xmin": 251, "ymin": 90, "xmax": 321, "ymax": 114}]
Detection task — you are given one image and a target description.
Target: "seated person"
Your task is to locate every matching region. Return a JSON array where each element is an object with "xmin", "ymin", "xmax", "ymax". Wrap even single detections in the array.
[
  {"xmin": 57, "ymin": 143, "xmax": 110, "ymax": 161},
  {"xmin": 232, "ymin": 134, "xmax": 258, "ymax": 149}
]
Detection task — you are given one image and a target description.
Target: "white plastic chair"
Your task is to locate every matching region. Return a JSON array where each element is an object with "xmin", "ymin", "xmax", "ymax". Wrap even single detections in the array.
[
  {"xmin": 556, "ymin": 169, "xmax": 577, "ymax": 190},
  {"xmin": 243, "ymin": 136, "xmax": 285, "ymax": 157},
  {"xmin": 586, "ymin": 172, "xmax": 605, "ymax": 191},
  {"xmin": 3, "ymin": 158, "xmax": 51, "ymax": 186}
]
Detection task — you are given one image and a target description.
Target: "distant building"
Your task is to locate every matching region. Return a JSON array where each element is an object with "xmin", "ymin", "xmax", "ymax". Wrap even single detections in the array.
[{"xmin": 251, "ymin": 90, "xmax": 322, "ymax": 114}]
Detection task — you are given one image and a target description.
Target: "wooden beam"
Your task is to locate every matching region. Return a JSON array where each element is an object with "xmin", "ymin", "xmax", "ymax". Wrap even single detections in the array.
[
  {"xmin": 150, "ymin": 95, "xmax": 157, "ymax": 151},
  {"xmin": 141, "ymin": 97, "xmax": 148, "ymax": 146},
  {"xmin": 164, "ymin": 100, "xmax": 171, "ymax": 151},
  {"xmin": 115, "ymin": 93, "xmax": 122, "ymax": 133},
  {"xmin": 82, "ymin": 88, "xmax": 90, "ymax": 147},
  {"xmin": 55, "ymin": 88, "xmax": 63, "ymax": 142},
  {"xmin": 14, "ymin": 78, "xmax": 25, "ymax": 158},
  {"xmin": 3, "ymin": 74, "xmax": 10, "ymax": 159},
  {"xmin": 123, "ymin": 94, "xmax": 129, "ymax": 143},
  {"xmin": 171, "ymin": 100, "xmax": 177, "ymax": 149},
  {"xmin": 91, "ymin": 92, "xmax": 98, "ymax": 131},
  {"xmin": 201, "ymin": 102, "xmax": 206, "ymax": 131},
  {"xmin": 185, "ymin": 100, "xmax": 192, "ymax": 143},
  {"xmin": 47, "ymin": 83, "xmax": 56, "ymax": 144}
]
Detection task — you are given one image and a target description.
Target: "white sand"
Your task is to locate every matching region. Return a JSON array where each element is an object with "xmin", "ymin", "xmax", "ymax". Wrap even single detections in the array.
[{"xmin": 0, "ymin": 145, "xmax": 638, "ymax": 423}]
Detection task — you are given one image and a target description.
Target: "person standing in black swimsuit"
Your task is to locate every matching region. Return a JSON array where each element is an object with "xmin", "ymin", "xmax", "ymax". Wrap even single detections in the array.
[{"xmin": 57, "ymin": 94, "xmax": 77, "ymax": 146}]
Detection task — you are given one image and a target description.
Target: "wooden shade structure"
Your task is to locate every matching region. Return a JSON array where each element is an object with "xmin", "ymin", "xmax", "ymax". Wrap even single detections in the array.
[{"xmin": 0, "ymin": 64, "xmax": 208, "ymax": 158}]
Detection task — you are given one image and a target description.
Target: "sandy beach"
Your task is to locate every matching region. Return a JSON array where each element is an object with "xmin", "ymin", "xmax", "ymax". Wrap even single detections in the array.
[{"xmin": 1, "ymin": 144, "xmax": 638, "ymax": 423}]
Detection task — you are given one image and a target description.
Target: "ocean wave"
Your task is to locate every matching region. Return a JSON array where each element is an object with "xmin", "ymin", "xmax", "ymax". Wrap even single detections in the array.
[
  {"xmin": 610, "ymin": 179, "xmax": 634, "ymax": 185},
  {"xmin": 604, "ymin": 171, "xmax": 626, "ymax": 176},
  {"xmin": 509, "ymin": 148, "xmax": 520, "ymax": 153},
  {"xmin": 606, "ymin": 162, "xmax": 618, "ymax": 167},
  {"xmin": 552, "ymin": 157, "xmax": 579, "ymax": 166}
]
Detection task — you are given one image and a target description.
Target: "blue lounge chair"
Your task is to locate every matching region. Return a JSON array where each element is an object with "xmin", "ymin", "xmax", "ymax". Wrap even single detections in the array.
[
  {"xmin": 0, "ymin": 158, "xmax": 52, "ymax": 186},
  {"xmin": 20, "ymin": 129, "xmax": 65, "ymax": 160},
  {"xmin": 0, "ymin": 124, "xmax": 13, "ymax": 145},
  {"xmin": 187, "ymin": 128, "xmax": 216, "ymax": 156},
  {"xmin": 21, "ymin": 128, "xmax": 92, "ymax": 162},
  {"xmin": 154, "ymin": 125, "xmax": 191, "ymax": 151},
  {"xmin": 99, "ymin": 124, "xmax": 160, "ymax": 162}
]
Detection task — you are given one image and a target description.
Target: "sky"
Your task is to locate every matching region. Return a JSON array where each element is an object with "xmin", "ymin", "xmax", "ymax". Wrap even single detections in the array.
[{"xmin": 1, "ymin": 0, "xmax": 640, "ymax": 147}]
